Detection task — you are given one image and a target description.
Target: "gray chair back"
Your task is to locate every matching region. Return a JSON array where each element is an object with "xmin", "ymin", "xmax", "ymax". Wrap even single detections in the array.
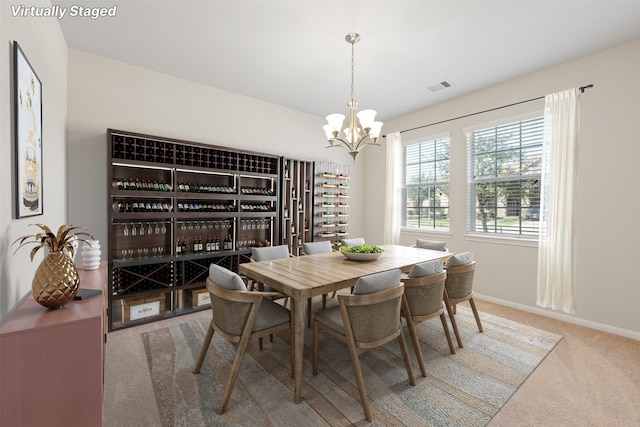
[
  {"xmin": 340, "ymin": 237, "xmax": 365, "ymax": 247},
  {"xmin": 302, "ymin": 240, "xmax": 333, "ymax": 255},
  {"xmin": 251, "ymin": 244, "xmax": 290, "ymax": 261}
]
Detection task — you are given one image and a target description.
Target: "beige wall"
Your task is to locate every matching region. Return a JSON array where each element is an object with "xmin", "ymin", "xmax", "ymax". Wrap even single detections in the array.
[
  {"xmin": 0, "ymin": 1, "xmax": 69, "ymax": 326},
  {"xmin": 65, "ymin": 49, "xmax": 366, "ymax": 267},
  {"xmin": 364, "ymin": 40, "xmax": 640, "ymax": 339}
]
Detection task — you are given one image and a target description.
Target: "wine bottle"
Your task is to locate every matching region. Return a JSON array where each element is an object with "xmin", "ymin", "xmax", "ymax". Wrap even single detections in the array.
[{"xmin": 176, "ymin": 238, "xmax": 182, "ymax": 255}]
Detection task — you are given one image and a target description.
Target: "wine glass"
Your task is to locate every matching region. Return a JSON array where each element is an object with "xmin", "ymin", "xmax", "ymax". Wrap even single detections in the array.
[{"xmin": 123, "ymin": 223, "xmax": 129, "ymax": 237}]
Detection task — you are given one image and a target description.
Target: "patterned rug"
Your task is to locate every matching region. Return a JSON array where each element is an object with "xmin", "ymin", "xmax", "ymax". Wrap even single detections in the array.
[{"xmin": 143, "ymin": 306, "xmax": 562, "ymax": 426}]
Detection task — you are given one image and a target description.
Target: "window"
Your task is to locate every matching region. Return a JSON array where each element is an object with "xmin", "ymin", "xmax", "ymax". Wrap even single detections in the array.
[
  {"xmin": 467, "ymin": 116, "xmax": 543, "ymax": 237},
  {"xmin": 402, "ymin": 136, "xmax": 450, "ymax": 230}
]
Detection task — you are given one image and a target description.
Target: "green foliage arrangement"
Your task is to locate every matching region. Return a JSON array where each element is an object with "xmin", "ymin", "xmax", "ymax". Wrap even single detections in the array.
[{"xmin": 340, "ymin": 244, "xmax": 383, "ymax": 254}]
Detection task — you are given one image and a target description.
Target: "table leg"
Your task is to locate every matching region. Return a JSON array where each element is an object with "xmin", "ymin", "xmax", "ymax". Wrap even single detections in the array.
[{"xmin": 292, "ymin": 292, "xmax": 307, "ymax": 403}]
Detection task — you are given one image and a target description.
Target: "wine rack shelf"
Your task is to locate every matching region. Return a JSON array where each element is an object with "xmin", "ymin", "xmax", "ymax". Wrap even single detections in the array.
[
  {"xmin": 107, "ymin": 129, "xmax": 281, "ymax": 331},
  {"xmin": 313, "ymin": 161, "xmax": 350, "ymax": 248}
]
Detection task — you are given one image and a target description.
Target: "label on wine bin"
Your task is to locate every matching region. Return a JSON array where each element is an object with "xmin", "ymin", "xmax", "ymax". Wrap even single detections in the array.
[
  {"xmin": 129, "ymin": 300, "xmax": 161, "ymax": 321},
  {"xmin": 196, "ymin": 292, "xmax": 211, "ymax": 307}
]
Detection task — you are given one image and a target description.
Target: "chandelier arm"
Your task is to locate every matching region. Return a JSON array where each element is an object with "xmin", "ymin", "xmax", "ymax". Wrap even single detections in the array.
[
  {"xmin": 354, "ymin": 134, "xmax": 372, "ymax": 151},
  {"xmin": 328, "ymin": 138, "xmax": 353, "ymax": 152}
]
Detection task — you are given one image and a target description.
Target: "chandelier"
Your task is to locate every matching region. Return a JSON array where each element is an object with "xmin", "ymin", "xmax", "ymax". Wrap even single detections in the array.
[{"xmin": 323, "ymin": 33, "xmax": 383, "ymax": 160}]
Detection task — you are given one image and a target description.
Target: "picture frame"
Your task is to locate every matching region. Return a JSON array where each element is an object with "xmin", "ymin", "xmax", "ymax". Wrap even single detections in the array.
[{"xmin": 14, "ymin": 41, "xmax": 43, "ymax": 218}]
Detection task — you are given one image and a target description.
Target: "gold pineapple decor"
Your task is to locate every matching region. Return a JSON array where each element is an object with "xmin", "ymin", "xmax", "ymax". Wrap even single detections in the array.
[{"xmin": 13, "ymin": 224, "xmax": 95, "ymax": 309}]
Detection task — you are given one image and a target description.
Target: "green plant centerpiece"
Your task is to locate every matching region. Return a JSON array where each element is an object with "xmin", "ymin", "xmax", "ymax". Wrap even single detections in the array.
[
  {"xmin": 13, "ymin": 224, "xmax": 94, "ymax": 309},
  {"xmin": 339, "ymin": 244, "xmax": 384, "ymax": 254},
  {"xmin": 339, "ymin": 244, "xmax": 385, "ymax": 261}
]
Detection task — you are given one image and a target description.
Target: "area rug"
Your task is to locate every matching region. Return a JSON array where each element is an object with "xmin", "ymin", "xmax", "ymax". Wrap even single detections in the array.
[{"xmin": 143, "ymin": 306, "xmax": 562, "ymax": 426}]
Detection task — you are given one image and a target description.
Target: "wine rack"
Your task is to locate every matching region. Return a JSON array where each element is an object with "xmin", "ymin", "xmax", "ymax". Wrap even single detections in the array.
[
  {"xmin": 280, "ymin": 158, "xmax": 315, "ymax": 256},
  {"xmin": 314, "ymin": 161, "xmax": 350, "ymax": 249},
  {"xmin": 108, "ymin": 129, "xmax": 280, "ymax": 331}
]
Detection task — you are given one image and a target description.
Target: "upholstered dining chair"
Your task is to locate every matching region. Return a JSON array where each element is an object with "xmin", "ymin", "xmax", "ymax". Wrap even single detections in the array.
[
  {"xmin": 249, "ymin": 244, "xmax": 291, "ymax": 293},
  {"xmin": 301, "ymin": 240, "xmax": 333, "ymax": 255},
  {"xmin": 340, "ymin": 237, "xmax": 365, "ymax": 247},
  {"xmin": 193, "ymin": 264, "xmax": 292, "ymax": 414},
  {"xmin": 400, "ymin": 259, "xmax": 455, "ymax": 378},
  {"xmin": 444, "ymin": 252, "xmax": 483, "ymax": 348},
  {"xmin": 312, "ymin": 269, "xmax": 415, "ymax": 422},
  {"xmin": 412, "ymin": 238, "xmax": 448, "ymax": 252},
  {"xmin": 250, "ymin": 244, "xmax": 291, "ymax": 262},
  {"xmin": 249, "ymin": 244, "xmax": 291, "ymax": 329},
  {"xmin": 302, "ymin": 240, "xmax": 334, "ymax": 310}
]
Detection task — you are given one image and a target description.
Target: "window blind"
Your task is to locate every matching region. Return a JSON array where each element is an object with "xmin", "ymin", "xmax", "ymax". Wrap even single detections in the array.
[{"xmin": 468, "ymin": 117, "xmax": 543, "ymax": 237}]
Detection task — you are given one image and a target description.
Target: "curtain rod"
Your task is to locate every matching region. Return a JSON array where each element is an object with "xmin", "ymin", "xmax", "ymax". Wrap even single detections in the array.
[{"xmin": 386, "ymin": 84, "xmax": 594, "ymax": 137}]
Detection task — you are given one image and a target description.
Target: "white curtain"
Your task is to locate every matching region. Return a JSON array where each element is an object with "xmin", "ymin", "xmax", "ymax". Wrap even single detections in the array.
[
  {"xmin": 383, "ymin": 132, "xmax": 402, "ymax": 244},
  {"xmin": 536, "ymin": 88, "xmax": 581, "ymax": 314}
]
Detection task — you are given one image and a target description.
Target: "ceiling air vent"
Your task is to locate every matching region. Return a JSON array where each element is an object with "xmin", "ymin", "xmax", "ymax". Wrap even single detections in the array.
[{"xmin": 427, "ymin": 81, "xmax": 452, "ymax": 93}]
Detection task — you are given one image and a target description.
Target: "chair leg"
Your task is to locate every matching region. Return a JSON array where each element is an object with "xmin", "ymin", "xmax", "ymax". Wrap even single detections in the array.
[
  {"xmin": 468, "ymin": 297, "xmax": 484, "ymax": 333},
  {"xmin": 443, "ymin": 290, "xmax": 463, "ymax": 348},
  {"xmin": 397, "ymin": 330, "xmax": 416, "ymax": 387},
  {"xmin": 307, "ymin": 298, "xmax": 312, "ymax": 328},
  {"xmin": 193, "ymin": 322, "xmax": 215, "ymax": 374},
  {"xmin": 405, "ymin": 318, "xmax": 426, "ymax": 377},
  {"xmin": 439, "ymin": 313, "xmax": 456, "ymax": 354},
  {"xmin": 322, "ymin": 293, "xmax": 327, "ymax": 309},
  {"xmin": 219, "ymin": 331, "xmax": 252, "ymax": 414},
  {"xmin": 346, "ymin": 340, "xmax": 372, "ymax": 422}
]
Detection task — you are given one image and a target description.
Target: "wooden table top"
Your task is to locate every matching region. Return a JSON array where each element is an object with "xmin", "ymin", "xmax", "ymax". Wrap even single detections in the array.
[{"xmin": 239, "ymin": 244, "xmax": 451, "ymax": 297}]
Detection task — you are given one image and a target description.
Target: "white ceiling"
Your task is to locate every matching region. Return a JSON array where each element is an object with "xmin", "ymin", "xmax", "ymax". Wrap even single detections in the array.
[{"xmin": 57, "ymin": 1, "xmax": 640, "ymax": 121}]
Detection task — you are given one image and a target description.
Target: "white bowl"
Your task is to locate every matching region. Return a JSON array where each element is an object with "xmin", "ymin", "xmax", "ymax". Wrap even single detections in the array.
[{"xmin": 339, "ymin": 248, "xmax": 384, "ymax": 261}]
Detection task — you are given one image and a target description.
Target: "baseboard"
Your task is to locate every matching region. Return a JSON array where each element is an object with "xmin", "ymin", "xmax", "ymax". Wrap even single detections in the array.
[{"xmin": 474, "ymin": 293, "xmax": 640, "ymax": 341}]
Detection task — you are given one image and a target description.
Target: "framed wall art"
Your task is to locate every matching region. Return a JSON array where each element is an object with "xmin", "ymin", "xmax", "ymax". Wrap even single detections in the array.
[{"xmin": 14, "ymin": 41, "xmax": 43, "ymax": 218}]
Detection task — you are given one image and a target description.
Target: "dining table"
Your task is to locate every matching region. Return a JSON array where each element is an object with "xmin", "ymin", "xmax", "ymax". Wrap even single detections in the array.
[{"xmin": 238, "ymin": 243, "xmax": 452, "ymax": 403}]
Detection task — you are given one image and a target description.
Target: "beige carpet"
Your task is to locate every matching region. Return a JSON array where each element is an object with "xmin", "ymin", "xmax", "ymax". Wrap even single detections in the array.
[
  {"xmin": 141, "ymin": 306, "xmax": 561, "ymax": 426},
  {"xmin": 103, "ymin": 299, "xmax": 640, "ymax": 426}
]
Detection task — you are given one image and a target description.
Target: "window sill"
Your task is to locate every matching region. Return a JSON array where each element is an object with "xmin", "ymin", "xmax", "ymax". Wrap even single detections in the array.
[
  {"xmin": 400, "ymin": 228, "xmax": 452, "ymax": 239},
  {"xmin": 464, "ymin": 233, "xmax": 538, "ymax": 248}
]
